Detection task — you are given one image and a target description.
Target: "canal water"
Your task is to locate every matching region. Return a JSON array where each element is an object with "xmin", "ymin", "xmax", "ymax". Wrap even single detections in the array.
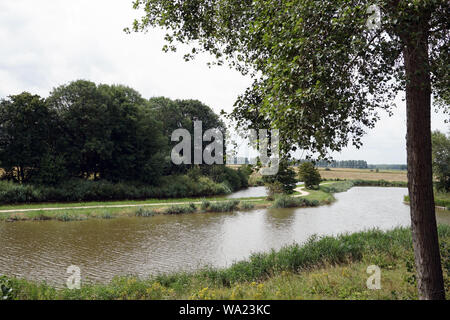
[{"xmin": 0, "ymin": 187, "xmax": 448, "ymax": 287}]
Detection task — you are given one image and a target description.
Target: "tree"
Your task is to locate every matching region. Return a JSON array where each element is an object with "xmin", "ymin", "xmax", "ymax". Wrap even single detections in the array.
[
  {"xmin": 47, "ymin": 80, "xmax": 112, "ymax": 180},
  {"xmin": 298, "ymin": 162, "xmax": 322, "ymax": 189},
  {"xmin": 431, "ymin": 131, "xmax": 450, "ymax": 192},
  {"xmin": 0, "ymin": 92, "xmax": 56, "ymax": 183},
  {"xmin": 148, "ymin": 97, "xmax": 226, "ymax": 174},
  {"xmin": 129, "ymin": 0, "xmax": 449, "ymax": 299},
  {"xmin": 47, "ymin": 80, "xmax": 167, "ymax": 184},
  {"xmin": 263, "ymin": 159, "xmax": 297, "ymax": 194}
]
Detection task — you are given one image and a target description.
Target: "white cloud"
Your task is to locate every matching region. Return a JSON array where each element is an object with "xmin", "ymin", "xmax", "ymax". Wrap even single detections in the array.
[{"xmin": 0, "ymin": 0, "xmax": 448, "ymax": 164}]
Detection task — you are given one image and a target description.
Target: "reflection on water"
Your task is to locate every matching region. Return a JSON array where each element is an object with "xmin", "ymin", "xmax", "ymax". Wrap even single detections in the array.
[{"xmin": 0, "ymin": 187, "xmax": 448, "ymax": 287}]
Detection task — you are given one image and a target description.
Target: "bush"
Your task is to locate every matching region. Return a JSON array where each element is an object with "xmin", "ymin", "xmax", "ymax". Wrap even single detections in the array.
[
  {"xmin": 265, "ymin": 181, "xmax": 284, "ymax": 201},
  {"xmin": 201, "ymin": 200, "xmax": 211, "ymax": 211},
  {"xmin": 0, "ymin": 174, "xmax": 231, "ymax": 205},
  {"xmin": 271, "ymin": 194, "xmax": 321, "ymax": 209},
  {"xmin": 163, "ymin": 204, "xmax": 197, "ymax": 215},
  {"xmin": 263, "ymin": 160, "xmax": 297, "ymax": 194},
  {"xmin": 240, "ymin": 202, "xmax": 255, "ymax": 210},
  {"xmin": 204, "ymin": 165, "xmax": 249, "ymax": 191},
  {"xmin": 205, "ymin": 200, "xmax": 240, "ymax": 213},
  {"xmin": 298, "ymin": 162, "xmax": 321, "ymax": 189},
  {"xmin": 0, "ymin": 275, "xmax": 14, "ymax": 300},
  {"xmin": 135, "ymin": 208, "xmax": 158, "ymax": 217}
]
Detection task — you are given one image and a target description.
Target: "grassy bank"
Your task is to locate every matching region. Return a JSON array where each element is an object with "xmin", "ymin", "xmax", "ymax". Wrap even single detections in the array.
[
  {"xmin": 0, "ymin": 199, "xmax": 264, "ymax": 222},
  {"xmin": 0, "ymin": 180, "xmax": 410, "ymax": 222},
  {"xmin": 404, "ymin": 191, "xmax": 450, "ymax": 210},
  {"xmin": 2, "ymin": 226, "xmax": 449, "ymax": 300}
]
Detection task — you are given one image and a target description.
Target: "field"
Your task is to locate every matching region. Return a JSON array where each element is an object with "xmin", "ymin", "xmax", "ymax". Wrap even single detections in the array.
[{"xmin": 317, "ymin": 168, "xmax": 408, "ymax": 182}]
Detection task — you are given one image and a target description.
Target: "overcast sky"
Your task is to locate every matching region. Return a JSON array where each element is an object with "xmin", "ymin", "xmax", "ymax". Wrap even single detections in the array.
[{"xmin": 1, "ymin": 0, "xmax": 448, "ymax": 164}]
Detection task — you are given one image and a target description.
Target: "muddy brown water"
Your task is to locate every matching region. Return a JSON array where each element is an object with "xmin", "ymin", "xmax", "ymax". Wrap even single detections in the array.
[{"xmin": 0, "ymin": 187, "xmax": 448, "ymax": 287}]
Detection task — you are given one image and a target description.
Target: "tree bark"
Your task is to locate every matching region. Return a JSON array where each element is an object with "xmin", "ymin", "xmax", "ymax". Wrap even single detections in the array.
[{"xmin": 403, "ymin": 26, "xmax": 445, "ymax": 300}]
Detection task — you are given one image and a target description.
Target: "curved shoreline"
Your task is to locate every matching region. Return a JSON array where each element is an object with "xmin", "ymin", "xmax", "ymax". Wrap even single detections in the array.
[{"xmin": 0, "ymin": 181, "xmax": 423, "ymax": 222}]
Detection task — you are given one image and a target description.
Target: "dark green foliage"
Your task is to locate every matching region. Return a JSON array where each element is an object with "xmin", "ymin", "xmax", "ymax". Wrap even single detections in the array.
[
  {"xmin": 432, "ymin": 131, "xmax": 450, "ymax": 192},
  {"xmin": 0, "ymin": 92, "xmax": 58, "ymax": 184},
  {"xmin": 0, "ymin": 81, "xmax": 248, "ymax": 202},
  {"xmin": 47, "ymin": 81, "xmax": 167, "ymax": 184},
  {"xmin": 298, "ymin": 162, "xmax": 321, "ymax": 189},
  {"xmin": 204, "ymin": 165, "xmax": 248, "ymax": 191},
  {"xmin": 263, "ymin": 160, "xmax": 297, "ymax": 194},
  {"xmin": 187, "ymin": 166, "xmax": 202, "ymax": 182},
  {"xmin": 0, "ymin": 175, "xmax": 230, "ymax": 204}
]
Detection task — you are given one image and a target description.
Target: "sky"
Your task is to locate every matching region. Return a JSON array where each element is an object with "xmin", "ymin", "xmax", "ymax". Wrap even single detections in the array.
[{"xmin": 0, "ymin": 0, "xmax": 448, "ymax": 164}]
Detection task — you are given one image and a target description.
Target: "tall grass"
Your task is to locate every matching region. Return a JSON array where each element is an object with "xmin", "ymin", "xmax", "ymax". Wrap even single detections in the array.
[
  {"xmin": 404, "ymin": 195, "xmax": 450, "ymax": 209},
  {"xmin": 135, "ymin": 208, "xmax": 158, "ymax": 217},
  {"xmin": 271, "ymin": 195, "xmax": 320, "ymax": 209},
  {"xmin": 163, "ymin": 203, "xmax": 197, "ymax": 215},
  {"xmin": 3, "ymin": 225, "xmax": 449, "ymax": 300},
  {"xmin": 202, "ymin": 200, "xmax": 241, "ymax": 213}
]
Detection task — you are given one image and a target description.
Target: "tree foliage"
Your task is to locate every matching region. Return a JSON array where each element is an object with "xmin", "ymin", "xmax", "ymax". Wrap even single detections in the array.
[
  {"xmin": 0, "ymin": 92, "xmax": 56, "ymax": 183},
  {"xmin": 432, "ymin": 130, "xmax": 450, "ymax": 192},
  {"xmin": 129, "ymin": 0, "xmax": 449, "ymax": 158},
  {"xmin": 263, "ymin": 159, "xmax": 297, "ymax": 194},
  {"xmin": 128, "ymin": 1, "xmax": 449, "ymax": 298},
  {"xmin": 0, "ymin": 80, "xmax": 228, "ymax": 187},
  {"xmin": 298, "ymin": 162, "xmax": 322, "ymax": 189}
]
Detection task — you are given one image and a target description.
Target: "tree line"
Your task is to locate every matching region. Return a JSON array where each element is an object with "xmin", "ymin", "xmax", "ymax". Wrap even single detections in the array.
[{"xmin": 0, "ymin": 80, "xmax": 226, "ymax": 186}]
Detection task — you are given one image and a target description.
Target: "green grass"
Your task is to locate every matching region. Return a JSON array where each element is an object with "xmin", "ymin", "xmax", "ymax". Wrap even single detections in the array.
[
  {"xmin": 0, "ymin": 179, "xmax": 414, "ymax": 222},
  {"xmin": 3, "ymin": 225, "xmax": 449, "ymax": 300},
  {"xmin": 271, "ymin": 195, "xmax": 321, "ymax": 209},
  {"xmin": 404, "ymin": 193, "xmax": 450, "ymax": 210}
]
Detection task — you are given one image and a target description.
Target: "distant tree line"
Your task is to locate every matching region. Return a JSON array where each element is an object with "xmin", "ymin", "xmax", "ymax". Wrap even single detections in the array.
[
  {"xmin": 297, "ymin": 159, "xmax": 408, "ymax": 171},
  {"xmin": 0, "ymin": 80, "xmax": 245, "ymax": 192},
  {"xmin": 297, "ymin": 159, "xmax": 369, "ymax": 169},
  {"xmin": 367, "ymin": 164, "xmax": 407, "ymax": 171}
]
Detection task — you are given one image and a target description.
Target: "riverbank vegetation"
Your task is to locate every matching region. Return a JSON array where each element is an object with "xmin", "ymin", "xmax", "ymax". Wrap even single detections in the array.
[
  {"xmin": 0, "ymin": 179, "xmax": 415, "ymax": 222},
  {"xmin": 404, "ymin": 192, "xmax": 450, "ymax": 210},
  {"xmin": 2, "ymin": 226, "xmax": 449, "ymax": 300},
  {"xmin": 0, "ymin": 82, "xmax": 253, "ymax": 205}
]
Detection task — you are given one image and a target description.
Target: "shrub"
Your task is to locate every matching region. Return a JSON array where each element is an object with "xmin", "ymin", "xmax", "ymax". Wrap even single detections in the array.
[
  {"xmin": 0, "ymin": 174, "xmax": 231, "ymax": 205},
  {"xmin": 263, "ymin": 160, "xmax": 297, "ymax": 194},
  {"xmin": 298, "ymin": 162, "xmax": 321, "ymax": 189},
  {"xmin": 271, "ymin": 195, "xmax": 321, "ymax": 209},
  {"xmin": 240, "ymin": 202, "xmax": 255, "ymax": 210},
  {"xmin": 265, "ymin": 181, "xmax": 284, "ymax": 201},
  {"xmin": 163, "ymin": 204, "xmax": 197, "ymax": 215},
  {"xmin": 272, "ymin": 195, "xmax": 304, "ymax": 208},
  {"xmin": 135, "ymin": 208, "xmax": 158, "ymax": 217},
  {"xmin": 201, "ymin": 200, "xmax": 211, "ymax": 211},
  {"xmin": 206, "ymin": 200, "xmax": 240, "ymax": 213},
  {"xmin": 0, "ymin": 275, "xmax": 14, "ymax": 300}
]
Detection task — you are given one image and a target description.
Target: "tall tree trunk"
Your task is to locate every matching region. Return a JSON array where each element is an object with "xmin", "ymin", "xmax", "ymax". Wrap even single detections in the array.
[{"xmin": 403, "ymin": 26, "xmax": 445, "ymax": 300}]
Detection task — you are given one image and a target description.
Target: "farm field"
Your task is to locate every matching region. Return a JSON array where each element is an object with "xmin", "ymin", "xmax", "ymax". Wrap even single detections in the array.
[{"xmin": 317, "ymin": 168, "xmax": 408, "ymax": 182}]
